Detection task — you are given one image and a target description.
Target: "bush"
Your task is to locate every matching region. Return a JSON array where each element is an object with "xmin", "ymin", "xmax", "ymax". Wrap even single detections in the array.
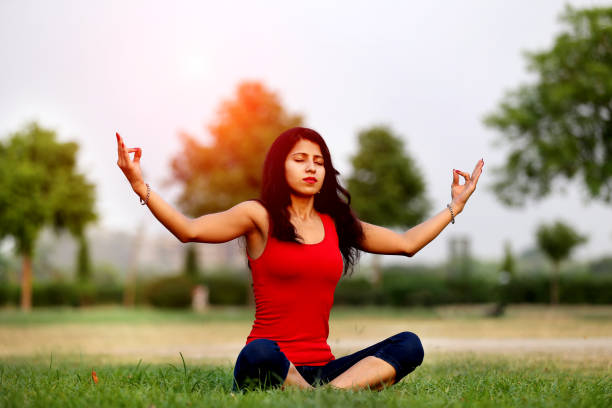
[
  {"xmin": 32, "ymin": 281, "xmax": 79, "ymax": 306},
  {"xmin": 94, "ymin": 283, "xmax": 124, "ymax": 304},
  {"xmin": 590, "ymin": 257, "xmax": 612, "ymax": 275},
  {"xmin": 0, "ymin": 283, "xmax": 19, "ymax": 306},
  {"xmin": 505, "ymin": 276, "xmax": 549, "ymax": 303},
  {"xmin": 559, "ymin": 274, "xmax": 612, "ymax": 304},
  {"xmin": 334, "ymin": 277, "xmax": 381, "ymax": 305},
  {"xmin": 201, "ymin": 275, "xmax": 249, "ymax": 306},
  {"xmin": 144, "ymin": 275, "xmax": 195, "ymax": 308},
  {"xmin": 378, "ymin": 265, "xmax": 498, "ymax": 306},
  {"xmin": 1, "ymin": 267, "xmax": 610, "ymax": 308},
  {"xmin": 445, "ymin": 275, "xmax": 495, "ymax": 303}
]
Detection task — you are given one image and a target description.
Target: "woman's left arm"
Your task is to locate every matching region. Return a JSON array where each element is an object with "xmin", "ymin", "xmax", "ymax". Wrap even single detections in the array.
[{"xmin": 359, "ymin": 159, "xmax": 484, "ymax": 257}]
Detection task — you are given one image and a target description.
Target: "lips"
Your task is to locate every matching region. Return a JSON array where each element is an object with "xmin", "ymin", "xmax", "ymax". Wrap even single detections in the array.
[{"xmin": 303, "ymin": 177, "xmax": 317, "ymax": 184}]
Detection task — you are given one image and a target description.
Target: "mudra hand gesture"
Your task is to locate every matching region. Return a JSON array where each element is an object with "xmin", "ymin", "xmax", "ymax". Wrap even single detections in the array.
[
  {"xmin": 115, "ymin": 132, "xmax": 145, "ymax": 194},
  {"xmin": 450, "ymin": 158, "xmax": 484, "ymax": 214}
]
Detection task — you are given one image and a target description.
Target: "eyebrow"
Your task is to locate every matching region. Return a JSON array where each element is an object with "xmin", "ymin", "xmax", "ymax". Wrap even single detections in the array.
[{"xmin": 291, "ymin": 152, "xmax": 324, "ymax": 159}]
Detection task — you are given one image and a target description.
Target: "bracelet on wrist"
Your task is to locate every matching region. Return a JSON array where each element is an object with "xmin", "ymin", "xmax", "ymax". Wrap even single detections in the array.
[
  {"xmin": 140, "ymin": 183, "xmax": 151, "ymax": 206},
  {"xmin": 446, "ymin": 203, "xmax": 455, "ymax": 224}
]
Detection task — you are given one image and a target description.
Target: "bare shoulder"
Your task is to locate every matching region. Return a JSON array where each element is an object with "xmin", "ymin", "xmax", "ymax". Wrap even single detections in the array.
[{"xmin": 237, "ymin": 200, "xmax": 269, "ymax": 233}]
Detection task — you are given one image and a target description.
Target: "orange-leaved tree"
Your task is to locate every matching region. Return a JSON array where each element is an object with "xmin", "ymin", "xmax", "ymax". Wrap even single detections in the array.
[{"xmin": 169, "ymin": 81, "xmax": 303, "ymax": 216}]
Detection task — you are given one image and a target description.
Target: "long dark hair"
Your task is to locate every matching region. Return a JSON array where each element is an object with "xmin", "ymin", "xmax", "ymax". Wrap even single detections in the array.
[{"xmin": 259, "ymin": 127, "xmax": 363, "ymax": 276}]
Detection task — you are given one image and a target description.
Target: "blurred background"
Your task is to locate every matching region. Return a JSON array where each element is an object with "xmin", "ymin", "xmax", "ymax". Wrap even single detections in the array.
[{"xmin": 1, "ymin": 0, "xmax": 611, "ymax": 313}]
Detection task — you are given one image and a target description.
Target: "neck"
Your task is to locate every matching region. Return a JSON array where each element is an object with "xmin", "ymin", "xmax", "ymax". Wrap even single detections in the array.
[{"xmin": 288, "ymin": 194, "xmax": 316, "ymax": 220}]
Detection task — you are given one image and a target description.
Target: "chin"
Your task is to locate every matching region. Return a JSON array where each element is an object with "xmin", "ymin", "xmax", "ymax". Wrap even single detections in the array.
[{"xmin": 291, "ymin": 186, "xmax": 321, "ymax": 197}]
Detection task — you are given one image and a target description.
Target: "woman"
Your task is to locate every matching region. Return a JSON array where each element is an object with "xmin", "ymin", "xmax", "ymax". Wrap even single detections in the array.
[{"xmin": 116, "ymin": 127, "xmax": 483, "ymax": 391}]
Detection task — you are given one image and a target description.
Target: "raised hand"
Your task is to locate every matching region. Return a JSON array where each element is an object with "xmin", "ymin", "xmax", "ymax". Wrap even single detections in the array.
[
  {"xmin": 450, "ymin": 159, "xmax": 484, "ymax": 213},
  {"xmin": 116, "ymin": 132, "xmax": 145, "ymax": 193}
]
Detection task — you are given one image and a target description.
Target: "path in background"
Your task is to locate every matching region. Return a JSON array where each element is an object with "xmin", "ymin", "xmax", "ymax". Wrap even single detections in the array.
[{"xmin": 1, "ymin": 305, "xmax": 610, "ymax": 366}]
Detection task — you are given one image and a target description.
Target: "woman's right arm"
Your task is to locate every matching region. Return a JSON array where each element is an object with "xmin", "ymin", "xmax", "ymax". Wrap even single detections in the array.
[{"xmin": 116, "ymin": 132, "xmax": 260, "ymax": 243}]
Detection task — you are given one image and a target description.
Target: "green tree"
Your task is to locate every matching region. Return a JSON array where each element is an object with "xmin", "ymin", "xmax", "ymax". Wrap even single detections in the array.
[
  {"xmin": 183, "ymin": 243, "xmax": 200, "ymax": 279},
  {"xmin": 500, "ymin": 242, "xmax": 517, "ymax": 278},
  {"xmin": 484, "ymin": 6, "xmax": 612, "ymax": 206},
  {"xmin": 169, "ymin": 81, "xmax": 303, "ymax": 216},
  {"xmin": 490, "ymin": 241, "xmax": 516, "ymax": 317},
  {"xmin": 347, "ymin": 126, "xmax": 429, "ymax": 283},
  {"xmin": 0, "ymin": 122, "xmax": 97, "ymax": 310},
  {"xmin": 76, "ymin": 234, "xmax": 91, "ymax": 282},
  {"xmin": 536, "ymin": 220, "xmax": 587, "ymax": 304}
]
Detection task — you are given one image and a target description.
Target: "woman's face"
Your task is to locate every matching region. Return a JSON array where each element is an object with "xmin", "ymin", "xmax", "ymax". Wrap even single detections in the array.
[{"xmin": 284, "ymin": 138, "xmax": 326, "ymax": 197}]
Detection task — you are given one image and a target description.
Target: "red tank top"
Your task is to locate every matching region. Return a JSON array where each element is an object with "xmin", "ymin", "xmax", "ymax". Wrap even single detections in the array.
[{"xmin": 246, "ymin": 212, "xmax": 343, "ymax": 366}]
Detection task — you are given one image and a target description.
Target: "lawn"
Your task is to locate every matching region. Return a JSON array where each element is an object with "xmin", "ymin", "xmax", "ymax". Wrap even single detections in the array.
[
  {"xmin": 1, "ymin": 354, "xmax": 608, "ymax": 407},
  {"xmin": 0, "ymin": 305, "xmax": 610, "ymax": 407}
]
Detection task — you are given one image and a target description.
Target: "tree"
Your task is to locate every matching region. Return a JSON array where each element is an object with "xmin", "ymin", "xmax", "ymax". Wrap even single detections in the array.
[
  {"xmin": 76, "ymin": 234, "xmax": 92, "ymax": 282},
  {"xmin": 183, "ymin": 244, "xmax": 200, "ymax": 279},
  {"xmin": 169, "ymin": 81, "xmax": 303, "ymax": 216},
  {"xmin": 536, "ymin": 220, "xmax": 587, "ymax": 304},
  {"xmin": 500, "ymin": 242, "xmax": 517, "ymax": 279},
  {"xmin": 484, "ymin": 6, "xmax": 612, "ymax": 206},
  {"xmin": 490, "ymin": 241, "xmax": 516, "ymax": 317},
  {"xmin": 0, "ymin": 122, "xmax": 97, "ymax": 310},
  {"xmin": 347, "ymin": 126, "xmax": 430, "ymax": 283}
]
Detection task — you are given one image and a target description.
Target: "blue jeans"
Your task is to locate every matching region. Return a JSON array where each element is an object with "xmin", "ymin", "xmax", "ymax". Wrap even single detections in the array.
[{"xmin": 232, "ymin": 332, "xmax": 424, "ymax": 391}]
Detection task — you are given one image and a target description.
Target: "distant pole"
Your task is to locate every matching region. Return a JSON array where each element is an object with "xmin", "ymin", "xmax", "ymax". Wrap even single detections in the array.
[
  {"xmin": 20, "ymin": 256, "xmax": 32, "ymax": 312},
  {"xmin": 448, "ymin": 236, "xmax": 472, "ymax": 278},
  {"xmin": 123, "ymin": 220, "xmax": 145, "ymax": 307}
]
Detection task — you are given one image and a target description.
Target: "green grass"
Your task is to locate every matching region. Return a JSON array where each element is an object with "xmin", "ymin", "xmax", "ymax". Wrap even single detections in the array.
[
  {"xmin": 0, "ymin": 305, "xmax": 444, "ymax": 326},
  {"xmin": 2, "ymin": 304, "xmax": 610, "ymax": 326},
  {"xmin": 0, "ymin": 306, "xmax": 255, "ymax": 326},
  {"xmin": 1, "ymin": 354, "xmax": 609, "ymax": 408},
  {"xmin": 1, "ymin": 306, "xmax": 610, "ymax": 406}
]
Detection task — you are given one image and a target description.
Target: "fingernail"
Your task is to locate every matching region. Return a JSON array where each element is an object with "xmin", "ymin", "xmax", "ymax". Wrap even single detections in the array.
[{"xmin": 454, "ymin": 170, "xmax": 461, "ymax": 174}]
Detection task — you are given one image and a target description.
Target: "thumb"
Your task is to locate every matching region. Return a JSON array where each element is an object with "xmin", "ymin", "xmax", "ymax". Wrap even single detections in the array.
[{"xmin": 134, "ymin": 147, "xmax": 142, "ymax": 163}]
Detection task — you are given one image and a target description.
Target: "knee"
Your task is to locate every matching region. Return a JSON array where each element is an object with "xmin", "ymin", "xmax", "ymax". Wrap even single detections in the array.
[
  {"xmin": 238, "ymin": 339, "xmax": 284, "ymax": 367},
  {"xmin": 392, "ymin": 331, "xmax": 424, "ymax": 366}
]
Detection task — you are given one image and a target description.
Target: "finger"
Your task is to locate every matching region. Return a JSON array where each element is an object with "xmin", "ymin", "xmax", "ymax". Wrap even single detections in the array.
[
  {"xmin": 455, "ymin": 169, "xmax": 470, "ymax": 183},
  {"xmin": 119, "ymin": 137, "xmax": 131, "ymax": 163},
  {"xmin": 116, "ymin": 132, "xmax": 123, "ymax": 162},
  {"xmin": 116, "ymin": 132, "xmax": 125, "ymax": 150},
  {"xmin": 132, "ymin": 148, "xmax": 142, "ymax": 164},
  {"xmin": 452, "ymin": 168, "xmax": 459, "ymax": 185},
  {"xmin": 471, "ymin": 158, "xmax": 484, "ymax": 185},
  {"xmin": 471, "ymin": 158, "xmax": 483, "ymax": 175},
  {"xmin": 116, "ymin": 137, "xmax": 128, "ymax": 168},
  {"xmin": 117, "ymin": 132, "xmax": 128, "ymax": 158}
]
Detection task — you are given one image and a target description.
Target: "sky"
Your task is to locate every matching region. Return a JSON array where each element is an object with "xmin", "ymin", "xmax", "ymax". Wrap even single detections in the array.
[{"xmin": 1, "ymin": 0, "xmax": 610, "ymax": 264}]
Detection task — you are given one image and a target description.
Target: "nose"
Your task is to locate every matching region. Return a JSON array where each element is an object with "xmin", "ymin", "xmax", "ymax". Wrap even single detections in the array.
[{"xmin": 305, "ymin": 160, "xmax": 316, "ymax": 173}]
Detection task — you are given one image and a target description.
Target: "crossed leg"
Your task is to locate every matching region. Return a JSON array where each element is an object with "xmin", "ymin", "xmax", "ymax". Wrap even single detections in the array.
[
  {"xmin": 236, "ymin": 332, "xmax": 422, "ymax": 392},
  {"xmin": 282, "ymin": 362, "xmax": 313, "ymax": 390},
  {"xmin": 282, "ymin": 356, "xmax": 396, "ymax": 391}
]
